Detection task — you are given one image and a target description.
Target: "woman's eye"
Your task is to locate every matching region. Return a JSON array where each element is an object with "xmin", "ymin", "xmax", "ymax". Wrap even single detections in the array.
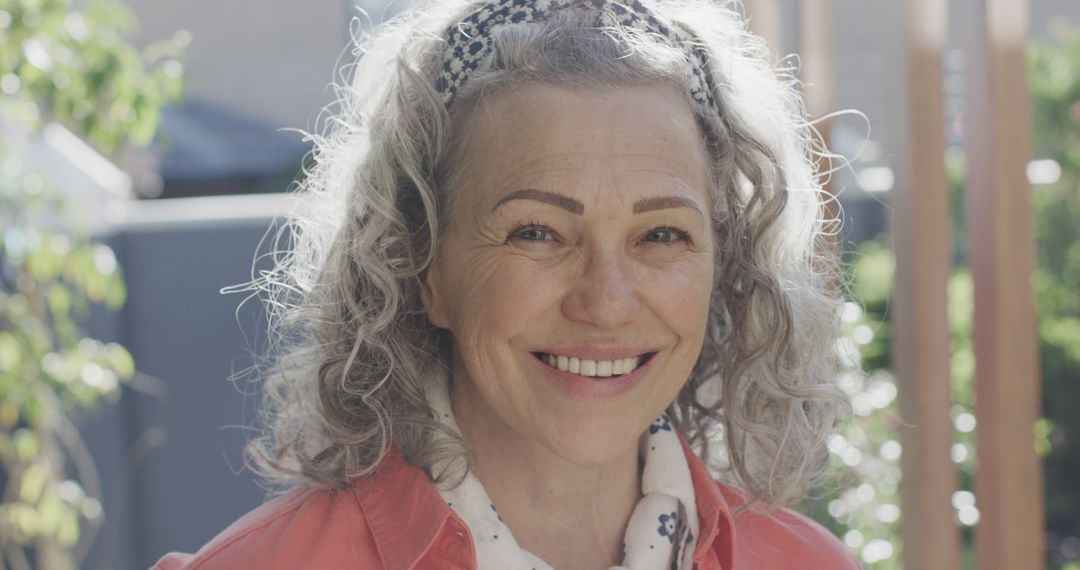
[
  {"xmin": 642, "ymin": 226, "xmax": 690, "ymax": 244},
  {"xmin": 509, "ymin": 225, "xmax": 555, "ymax": 242}
]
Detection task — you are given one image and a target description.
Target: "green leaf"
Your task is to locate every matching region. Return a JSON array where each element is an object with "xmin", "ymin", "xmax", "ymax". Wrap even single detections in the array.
[
  {"xmin": 0, "ymin": 331, "xmax": 21, "ymax": 372},
  {"xmin": 57, "ymin": 508, "xmax": 80, "ymax": 547},
  {"xmin": 10, "ymin": 502, "xmax": 42, "ymax": 539},
  {"xmin": 13, "ymin": 429, "xmax": 39, "ymax": 463},
  {"xmin": 47, "ymin": 282, "xmax": 72, "ymax": 316},
  {"xmin": 1041, "ymin": 317, "xmax": 1080, "ymax": 363},
  {"xmin": 19, "ymin": 461, "xmax": 48, "ymax": 503},
  {"xmin": 22, "ymin": 392, "xmax": 45, "ymax": 426},
  {"xmin": 38, "ymin": 488, "xmax": 66, "ymax": 534},
  {"xmin": 104, "ymin": 277, "xmax": 126, "ymax": 308},
  {"xmin": 852, "ymin": 241, "xmax": 895, "ymax": 304},
  {"xmin": 105, "ymin": 343, "xmax": 134, "ymax": 379}
]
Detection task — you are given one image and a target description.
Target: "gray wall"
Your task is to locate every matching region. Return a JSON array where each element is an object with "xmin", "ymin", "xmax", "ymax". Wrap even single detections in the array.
[
  {"xmin": 125, "ymin": 0, "xmax": 353, "ymax": 134},
  {"xmin": 80, "ymin": 197, "xmax": 285, "ymax": 570}
]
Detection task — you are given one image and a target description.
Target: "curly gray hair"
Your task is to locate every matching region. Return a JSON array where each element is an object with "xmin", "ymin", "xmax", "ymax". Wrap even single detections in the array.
[{"xmin": 243, "ymin": 0, "xmax": 851, "ymax": 508}]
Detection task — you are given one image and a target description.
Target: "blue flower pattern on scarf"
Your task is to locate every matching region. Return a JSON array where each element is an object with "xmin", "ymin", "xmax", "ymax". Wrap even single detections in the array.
[
  {"xmin": 657, "ymin": 511, "xmax": 678, "ymax": 543},
  {"xmin": 649, "ymin": 415, "xmax": 672, "ymax": 435}
]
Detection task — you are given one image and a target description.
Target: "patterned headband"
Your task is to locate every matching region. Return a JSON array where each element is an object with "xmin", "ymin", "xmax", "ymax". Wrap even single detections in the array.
[{"xmin": 433, "ymin": 0, "xmax": 718, "ymax": 111}]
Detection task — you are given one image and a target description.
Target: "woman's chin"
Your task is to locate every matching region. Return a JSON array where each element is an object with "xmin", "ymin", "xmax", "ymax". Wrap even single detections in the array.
[{"xmin": 537, "ymin": 416, "xmax": 649, "ymax": 467}]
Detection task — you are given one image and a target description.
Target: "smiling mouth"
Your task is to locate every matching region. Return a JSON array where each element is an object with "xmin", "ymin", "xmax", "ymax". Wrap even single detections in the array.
[{"xmin": 532, "ymin": 352, "xmax": 656, "ymax": 378}]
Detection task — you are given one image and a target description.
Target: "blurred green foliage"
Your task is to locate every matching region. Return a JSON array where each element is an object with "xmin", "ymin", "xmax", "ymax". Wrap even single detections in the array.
[
  {"xmin": 801, "ymin": 23, "xmax": 1080, "ymax": 570},
  {"xmin": 1029, "ymin": 22, "xmax": 1080, "ymax": 569},
  {"xmin": 0, "ymin": 0, "xmax": 184, "ymax": 567},
  {"xmin": 0, "ymin": 0, "xmax": 185, "ymax": 147}
]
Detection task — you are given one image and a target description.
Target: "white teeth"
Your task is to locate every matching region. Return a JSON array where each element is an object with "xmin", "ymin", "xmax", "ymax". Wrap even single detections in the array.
[{"xmin": 540, "ymin": 353, "xmax": 643, "ymax": 378}]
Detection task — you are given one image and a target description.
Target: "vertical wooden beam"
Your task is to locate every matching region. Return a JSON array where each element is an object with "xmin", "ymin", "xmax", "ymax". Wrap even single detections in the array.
[
  {"xmin": 745, "ymin": 0, "xmax": 782, "ymax": 59},
  {"xmin": 962, "ymin": 1, "xmax": 1045, "ymax": 569},
  {"xmin": 892, "ymin": 0, "xmax": 963, "ymax": 568},
  {"xmin": 797, "ymin": 0, "xmax": 842, "ymax": 276},
  {"xmin": 799, "ymin": 0, "xmax": 833, "ymax": 123}
]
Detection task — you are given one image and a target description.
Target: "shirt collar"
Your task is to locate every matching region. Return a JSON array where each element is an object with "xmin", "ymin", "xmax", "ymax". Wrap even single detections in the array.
[
  {"xmin": 354, "ymin": 438, "xmax": 738, "ymax": 570},
  {"xmin": 678, "ymin": 434, "xmax": 738, "ymax": 569},
  {"xmin": 352, "ymin": 447, "xmax": 470, "ymax": 570}
]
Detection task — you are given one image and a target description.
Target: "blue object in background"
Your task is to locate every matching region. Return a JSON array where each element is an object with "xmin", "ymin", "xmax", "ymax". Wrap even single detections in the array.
[{"xmin": 79, "ymin": 197, "xmax": 286, "ymax": 570}]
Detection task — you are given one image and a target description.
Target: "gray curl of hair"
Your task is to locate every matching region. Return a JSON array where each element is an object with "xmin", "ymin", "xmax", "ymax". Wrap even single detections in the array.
[{"xmin": 241, "ymin": 0, "xmax": 852, "ymax": 509}]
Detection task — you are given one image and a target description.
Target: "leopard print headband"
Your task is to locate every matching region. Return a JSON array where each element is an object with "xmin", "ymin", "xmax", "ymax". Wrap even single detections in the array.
[{"xmin": 433, "ymin": 0, "xmax": 719, "ymax": 111}]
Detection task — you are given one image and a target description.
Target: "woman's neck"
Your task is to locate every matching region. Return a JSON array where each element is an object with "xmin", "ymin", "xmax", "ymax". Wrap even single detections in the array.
[{"xmin": 452, "ymin": 385, "xmax": 642, "ymax": 569}]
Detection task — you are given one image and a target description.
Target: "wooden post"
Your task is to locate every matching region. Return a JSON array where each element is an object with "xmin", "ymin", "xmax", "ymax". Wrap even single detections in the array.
[
  {"xmin": 962, "ymin": 1, "xmax": 1045, "ymax": 569},
  {"xmin": 745, "ymin": 0, "xmax": 782, "ymax": 60},
  {"xmin": 797, "ymin": 0, "xmax": 843, "ymax": 280},
  {"xmin": 891, "ymin": 0, "xmax": 963, "ymax": 568},
  {"xmin": 799, "ymin": 0, "xmax": 833, "ymax": 124}
]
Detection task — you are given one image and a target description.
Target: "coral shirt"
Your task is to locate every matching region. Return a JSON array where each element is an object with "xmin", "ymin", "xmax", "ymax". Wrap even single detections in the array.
[{"xmin": 152, "ymin": 437, "xmax": 860, "ymax": 570}]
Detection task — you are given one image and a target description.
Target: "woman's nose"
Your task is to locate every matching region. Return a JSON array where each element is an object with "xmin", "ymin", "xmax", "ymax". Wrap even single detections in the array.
[{"xmin": 560, "ymin": 248, "xmax": 642, "ymax": 329}]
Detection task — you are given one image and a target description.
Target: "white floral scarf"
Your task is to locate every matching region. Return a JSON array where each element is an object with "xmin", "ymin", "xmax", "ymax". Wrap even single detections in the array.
[{"xmin": 426, "ymin": 376, "xmax": 699, "ymax": 570}]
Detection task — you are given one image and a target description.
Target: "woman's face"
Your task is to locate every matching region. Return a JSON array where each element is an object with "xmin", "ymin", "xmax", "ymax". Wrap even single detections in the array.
[{"xmin": 423, "ymin": 83, "xmax": 715, "ymax": 465}]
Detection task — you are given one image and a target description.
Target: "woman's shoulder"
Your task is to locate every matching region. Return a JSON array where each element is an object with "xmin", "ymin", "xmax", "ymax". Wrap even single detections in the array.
[
  {"xmin": 716, "ymin": 481, "xmax": 862, "ymax": 569},
  {"xmin": 150, "ymin": 483, "xmax": 381, "ymax": 570}
]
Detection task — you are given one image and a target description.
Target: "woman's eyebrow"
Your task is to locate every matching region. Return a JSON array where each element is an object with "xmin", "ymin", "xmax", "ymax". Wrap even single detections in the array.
[
  {"xmin": 492, "ymin": 188, "xmax": 584, "ymax": 214},
  {"xmin": 632, "ymin": 195, "xmax": 703, "ymax": 217},
  {"xmin": 492, "ymin": 188, "xmax": 703, "ymax": 217}
]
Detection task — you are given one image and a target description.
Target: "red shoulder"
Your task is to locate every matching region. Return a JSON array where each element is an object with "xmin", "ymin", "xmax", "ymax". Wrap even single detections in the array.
[
  {"xmin": 149, "ymin": 485, "xmax": 381, "ymax": 570},
  {"xmin": 717, "ymin": 482, "xmax": 862, "ymax": 570}
]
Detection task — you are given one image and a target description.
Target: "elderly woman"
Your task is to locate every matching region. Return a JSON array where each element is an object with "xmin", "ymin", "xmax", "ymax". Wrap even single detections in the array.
[{"xmin": 155, "ymin": 0, "xmax": 859, "ymax": 568}]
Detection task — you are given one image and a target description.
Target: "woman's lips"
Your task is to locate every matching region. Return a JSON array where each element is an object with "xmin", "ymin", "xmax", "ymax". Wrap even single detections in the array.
[{"xmin": 528, "ymin": 351, "xmax": 657, "ymax": 399}]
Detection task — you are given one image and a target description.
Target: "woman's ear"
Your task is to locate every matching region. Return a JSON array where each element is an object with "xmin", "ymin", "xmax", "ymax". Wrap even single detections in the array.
[{"xmin": 420, "ymin": 265, "xmax": 450, "ymax": 329}]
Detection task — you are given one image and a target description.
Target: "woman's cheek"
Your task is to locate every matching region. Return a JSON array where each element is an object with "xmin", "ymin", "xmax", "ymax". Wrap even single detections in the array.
[
  {"xmin": 452, "ymin": 251, "xmax": 563, "ymax": 331},
  {"xmin": 641, "ymin": 256, "xmax": 714, "ymax": 325},
  {"xmin": 640, "ymin": 253, "xmax": 713, "ymax": 290},
  {"xmin": 489, "ymin": 258, "xmax": 567, "ymax": 318}
]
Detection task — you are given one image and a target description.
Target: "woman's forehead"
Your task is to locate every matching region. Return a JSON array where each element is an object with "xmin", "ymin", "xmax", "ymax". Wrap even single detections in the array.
[
  {"xmin": 457, "ymin": 83, "xmax": 712, "ymax": 205},
  {"xmin": 470, "ymin": 83, "xmax": 700, "ymax": 144}
]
